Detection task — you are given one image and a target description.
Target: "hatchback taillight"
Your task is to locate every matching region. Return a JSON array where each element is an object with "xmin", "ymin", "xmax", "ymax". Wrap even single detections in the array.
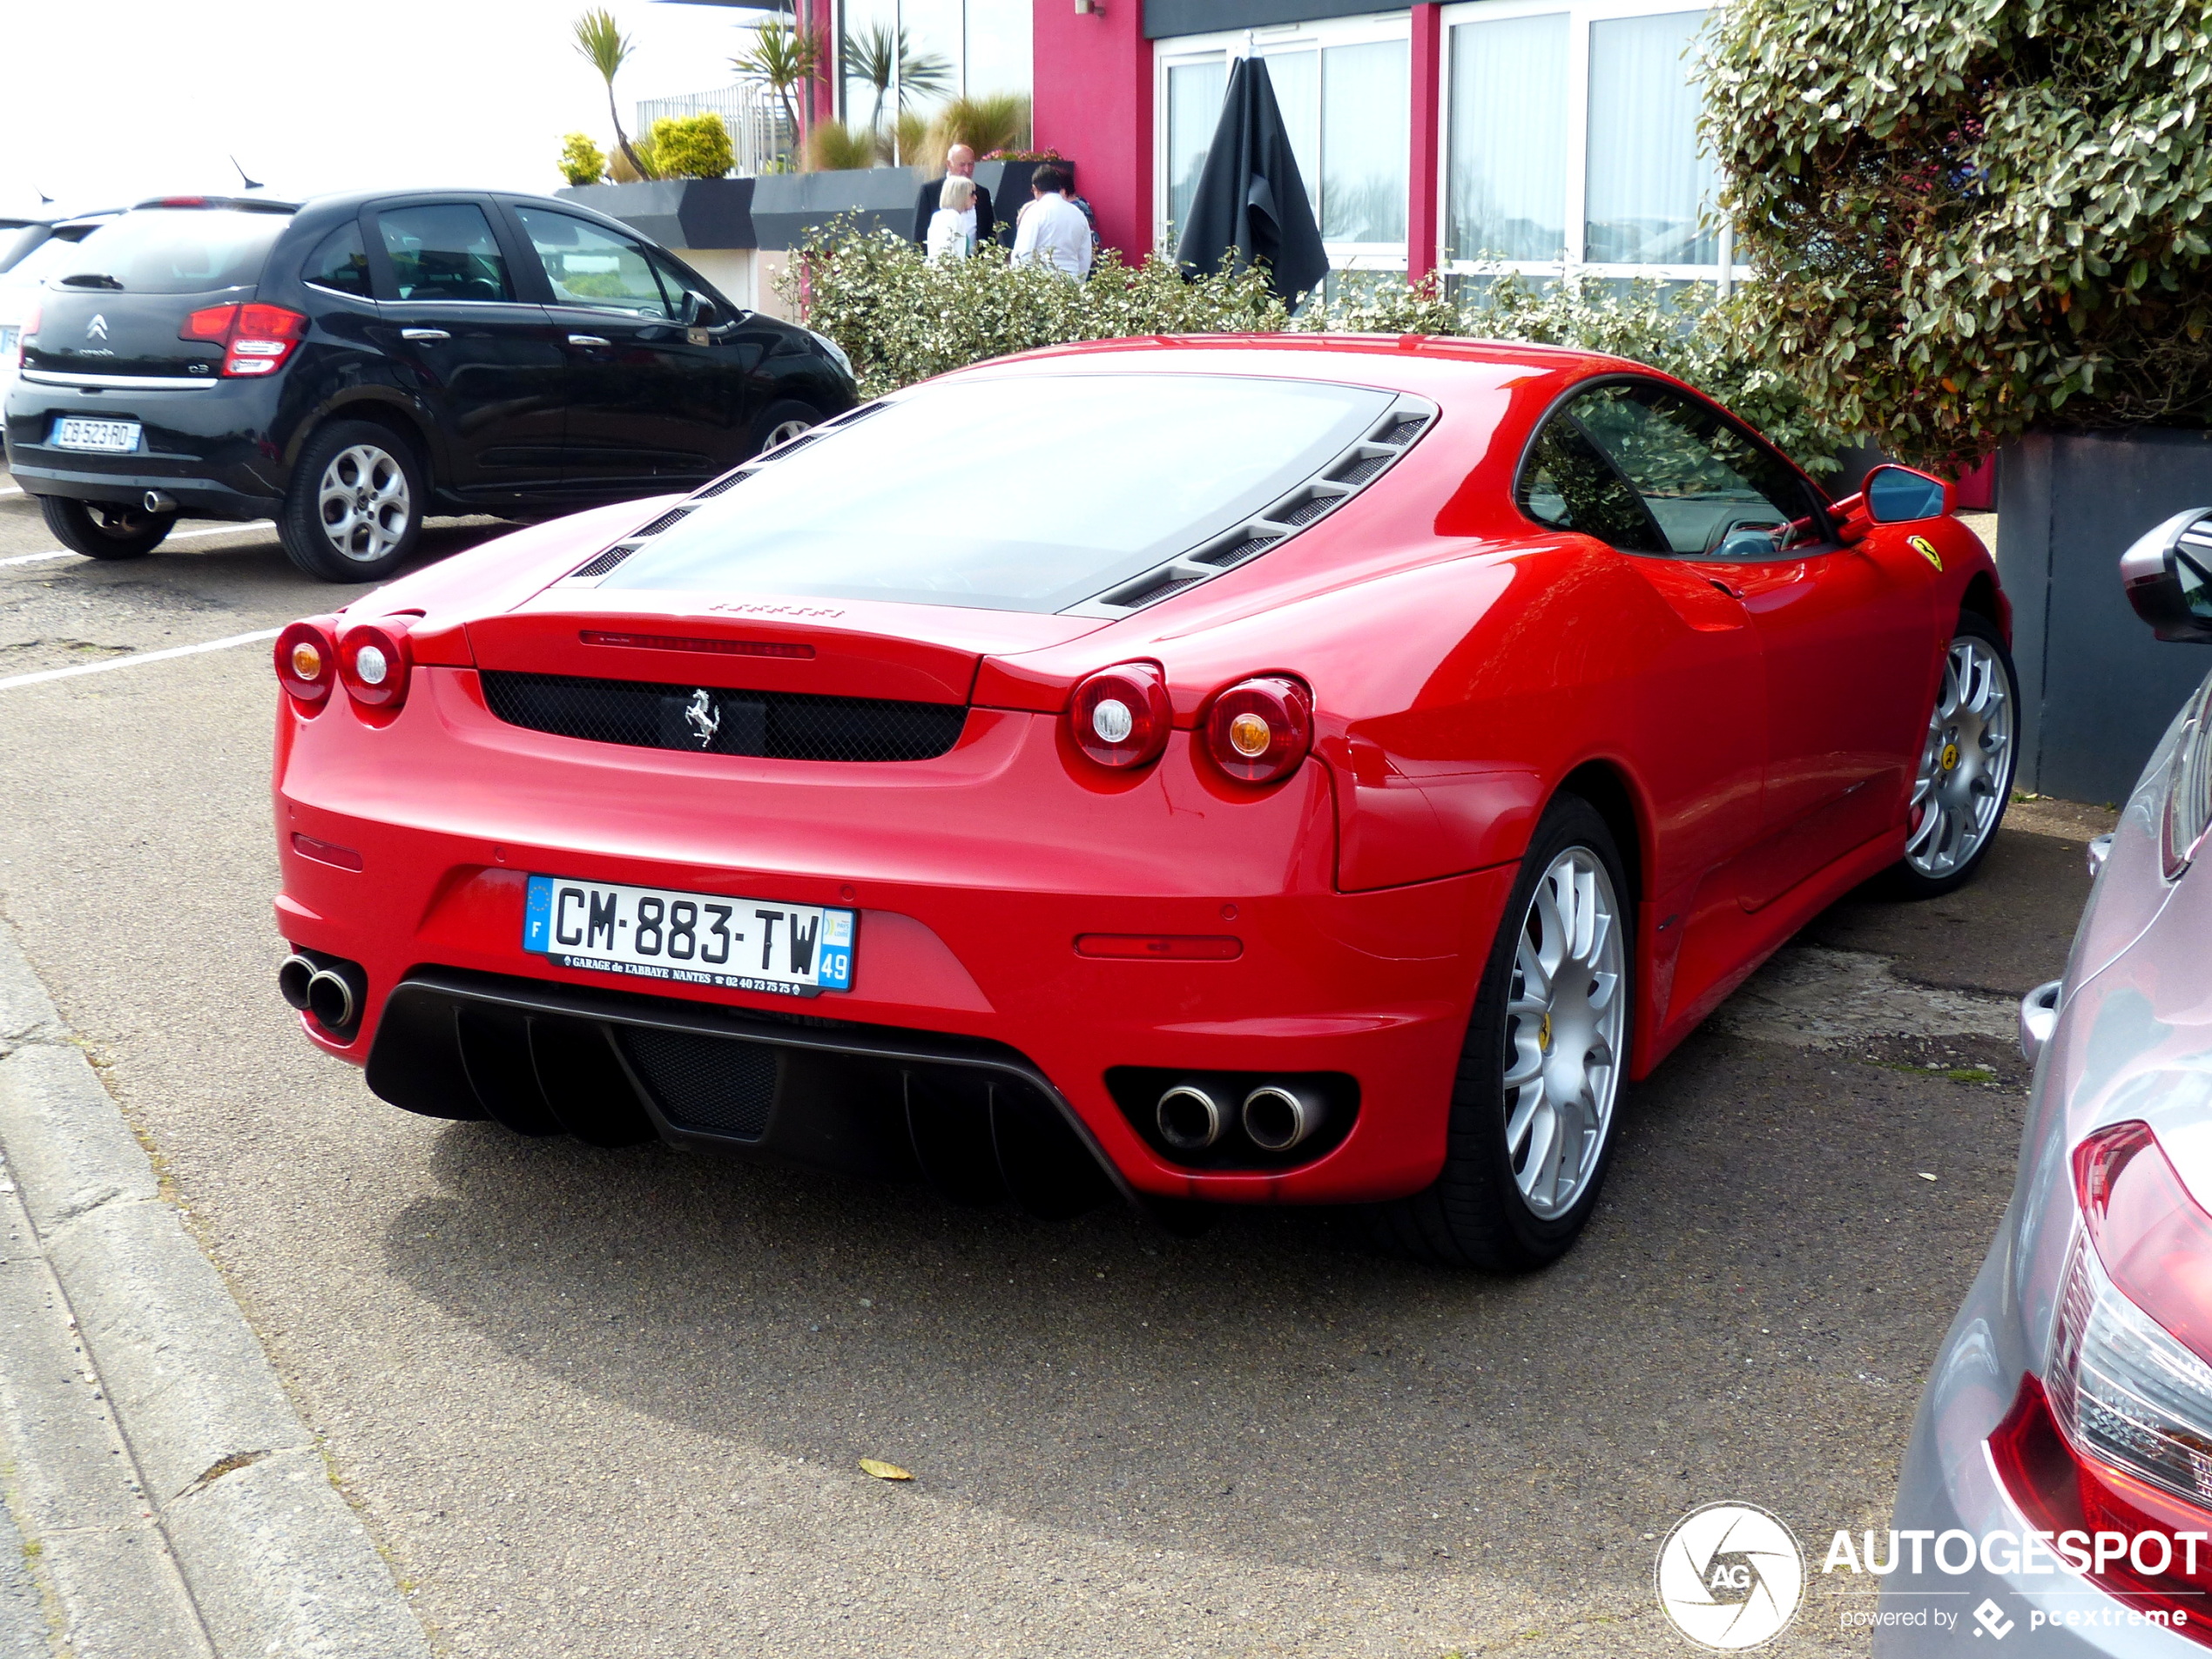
[
  {"xmin": 1069, "ymin": 663, "xmax": 1171, "ymax": 768},
  {"xmin": 1203, "ymin": 676, "xmax": 1313, "ymax": 784},
  {"xmin": 11, "ymin": 301, "xmax": 37, "ymax": 369},
  {"xmin": 180, "ymin": 302, "xmax": 307, "ymax": 376},
  {"xmin": 274, "ymin": 617, "xmax": 338, "ymax": 708},
  {"xmin": 336, "ymin": 621, "xmax": 411, "ymax": 711}
]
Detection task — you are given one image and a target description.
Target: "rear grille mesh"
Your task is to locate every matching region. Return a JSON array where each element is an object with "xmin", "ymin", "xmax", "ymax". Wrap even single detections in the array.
[
  {"xmin": 481, "ymin": 670, "xmax": 968, "ymax": 762},
  {"xmin": 619, "ymin": 1028, "xmax": 777, "ymax": 1139}
]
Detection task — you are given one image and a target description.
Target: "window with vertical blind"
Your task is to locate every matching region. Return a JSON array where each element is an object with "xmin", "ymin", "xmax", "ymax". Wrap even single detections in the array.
[
  {"xmin": 1440, "ymin": 0, "xmax": 1737, "ymax": 287},
  {"xmin": 1155, "ymin": 14, "xmax": 1413, "ymax": 276}
]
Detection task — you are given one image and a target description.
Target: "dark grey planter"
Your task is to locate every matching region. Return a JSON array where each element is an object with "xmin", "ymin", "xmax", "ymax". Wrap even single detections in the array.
[
  {"xmin": 1996, "ymin": 428, "xmax": 2212, "ymax": 802},
  {"xmin": 555, "ymin": 178, "xmax": 756, "ymax": 250},
  {"xmin": 971, "ymin": 159, "xmax": 1076, "ymax": 245},
  {"xmin": 749, "ymin": 167, "xmax": 921, "ymax": 251}
]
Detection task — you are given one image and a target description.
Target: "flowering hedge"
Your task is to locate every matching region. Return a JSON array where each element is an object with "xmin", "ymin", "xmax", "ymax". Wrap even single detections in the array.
[
  {"xmin": 779, "ymin": 222, "xmax": 1846, "ymax": 474},
  {"xmin": 1698, "ymin": 0, "xmax": 2212, "ymax": 472}
]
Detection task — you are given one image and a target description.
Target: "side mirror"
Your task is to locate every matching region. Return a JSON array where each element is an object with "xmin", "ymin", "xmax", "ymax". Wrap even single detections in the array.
[
  {"xmin": 2121, "ymin": 508, "xmax": 2212, "ymax": 644},
  {"xmin": 681, "ymin": 289, "xmax": 721, "ymax": 328},
  {"xmin": 1863, "ymin": 464, "xmax": 1950, "ymax": 524}
]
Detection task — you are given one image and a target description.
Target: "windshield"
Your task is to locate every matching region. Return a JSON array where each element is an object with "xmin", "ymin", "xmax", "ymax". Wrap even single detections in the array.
[
  {"xmin": 602, "ymin": 374, "xmax": 1397, "ymax": 613},
  {"xmin": 49, "ymin": 208, "xmax": 289, "ymax": 294}
]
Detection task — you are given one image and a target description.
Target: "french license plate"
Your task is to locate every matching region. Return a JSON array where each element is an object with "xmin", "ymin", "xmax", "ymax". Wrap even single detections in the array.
[
  {"xmin": 51, "ymin": 416, "xmax": 142, "ymax": 453},
  {"xmin": 523, "ymin": 874, "xmax": 853, "ymax": 997}
]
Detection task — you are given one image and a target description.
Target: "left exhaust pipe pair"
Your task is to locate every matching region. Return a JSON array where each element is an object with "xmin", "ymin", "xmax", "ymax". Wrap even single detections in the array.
[
  {"xmin": 279, "ymin": 953, "xmax": 364, "ymax": 1033},
  {"xmin": 1156, "ymin": 1080, "xmax": 1326, "ymax": 1155}
]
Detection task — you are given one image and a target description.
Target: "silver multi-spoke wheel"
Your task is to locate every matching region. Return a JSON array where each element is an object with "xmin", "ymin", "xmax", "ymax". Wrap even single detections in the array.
[
  {"xmin": 316, "ymin": 443, "xmax": 413, "ymax": 563},
  {"xmin": 761, "ymin": 417, "xmax": 813, "ymax": 450},
  {"xmin": 1906, "ymin": 632, "xmax": 2014, "ymax": 880},
  {"xmin": 1503, "ymin": 846, "xmax": 1627, "ymax": 1220}
]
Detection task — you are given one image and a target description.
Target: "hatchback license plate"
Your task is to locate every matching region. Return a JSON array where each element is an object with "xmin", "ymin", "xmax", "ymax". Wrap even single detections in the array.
[
  {"xmin": 51, "ymin": 417, "xmax": 142, "ymax": 453},
  {"xmin": 523, "ymin": 874, "xmax": 853, "ymax": 997}
]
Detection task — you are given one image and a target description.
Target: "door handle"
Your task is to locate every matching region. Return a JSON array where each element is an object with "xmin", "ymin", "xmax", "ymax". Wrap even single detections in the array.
[
  {"xmin": 566, "ymin": 334, "xmax": 611, "ymax": 347},
  {"xmin": 1709, "ymin": 577, "xmax": 1744, "ymax": 599},
  {"xmin": 399, "ymin": 327, "xmax": 450, "ymax": 342}
]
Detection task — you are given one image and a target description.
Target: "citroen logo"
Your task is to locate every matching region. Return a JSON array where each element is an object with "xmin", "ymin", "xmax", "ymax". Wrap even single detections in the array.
[
  {"xmin": 86, "ymin": 314, "xmax": 108, "ymax": 341},
  {"xmin": 683, "ymin": 688, "xmax": 719, "ymax": 748}
]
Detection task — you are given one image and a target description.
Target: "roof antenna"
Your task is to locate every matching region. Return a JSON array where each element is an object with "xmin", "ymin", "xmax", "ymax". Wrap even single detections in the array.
[
  {"xmin": 231, "ymin": 156, "xmax": 264, "ymax": 192},
  {"xmin": 36, "ymin": 188, "xmax": 53, "ymax": 206}
]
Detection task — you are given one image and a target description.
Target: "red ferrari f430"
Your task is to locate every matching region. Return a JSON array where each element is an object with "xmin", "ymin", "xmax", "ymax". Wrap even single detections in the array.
[{"xmin": 270, "ymin": 336, "xmax": 2013, "ymax": 1269}]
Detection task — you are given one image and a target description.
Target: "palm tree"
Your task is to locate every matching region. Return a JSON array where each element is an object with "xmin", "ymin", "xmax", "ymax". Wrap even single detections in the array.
[
  {"xmin": 573, "ymin": 9, "xmax": 651, "ymax": 181},
  {"xmin": 841, "ymin": 22, "xmax": 952, "ymax": 137},
  {"xmin": 733, "ymin": 19, "xmax": 826, "ymax": 154}
]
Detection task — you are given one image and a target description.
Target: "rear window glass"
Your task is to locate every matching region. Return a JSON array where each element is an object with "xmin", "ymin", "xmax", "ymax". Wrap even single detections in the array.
[
  {"xmin": 305, "ymin": 223, "xmax": 370, "ymax": 296},
  {"xmin": 601, "ymin": 374, "xmax": 1397, "ymax": 613},
  {"xmin": 0, "ymin": 229, "xmax": 108, "ymax": 292},
  {"xmin": 48, "ymin": 208, "xmax": 288, "ymax": 294}
]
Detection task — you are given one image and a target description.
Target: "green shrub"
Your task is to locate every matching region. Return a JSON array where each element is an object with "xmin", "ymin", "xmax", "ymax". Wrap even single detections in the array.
[
  {"xmin": 1698, "ymin": 0, "xmax": 2212, "ymax": 472},
  {"xmin": 558, "ymin": 132, "xmax": 606, "ymax": 186},
  {"xmin": 803, "ymin": 120, "xmax": 880, "ymax": 173},
  {"xmin": 781, "ymin": 221, "xmax": 1845, "ymax": 472},
  {"xmin": 649, "ymin": 113, "xmax": 734, "ymax": 180},
  {"xmin": 928, "ymin": 94, "xmax": 1030, "ymax": 165}
]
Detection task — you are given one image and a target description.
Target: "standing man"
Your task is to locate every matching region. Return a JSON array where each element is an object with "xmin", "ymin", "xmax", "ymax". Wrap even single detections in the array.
[
  {"xmin": 1011, "ymin": 165, "xmax": 1093, "ymax": 279},
  {"xmin": 912, "ymin": 144, "xmax": 995, "ymax": 247}
]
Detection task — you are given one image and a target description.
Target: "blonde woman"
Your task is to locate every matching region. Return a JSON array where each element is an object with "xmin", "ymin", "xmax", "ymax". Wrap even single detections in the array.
[{"xmin": 926, "ymin": 176, "xmax": 977, "ymax": 263}]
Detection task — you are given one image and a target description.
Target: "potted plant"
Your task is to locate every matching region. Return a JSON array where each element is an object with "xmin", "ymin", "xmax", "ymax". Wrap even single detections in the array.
[{"xmin": 1701, "ymin": 0, "xmax": 2212, "ymax": 801}]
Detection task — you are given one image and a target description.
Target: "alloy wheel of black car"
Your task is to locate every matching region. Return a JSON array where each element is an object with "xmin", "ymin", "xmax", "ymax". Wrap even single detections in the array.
[
  {"xmin": 750, "ymin": 399, "xmax": 820, "ymax": 458},
  {"xmin": 279, "ymin": 420, "xmax": 428, "ymax": 583},
  {"xmin": 1369, "ymin": 794, "xmax": 1635, "ymax": 1271},
  {"xmin": 37, "ymin": 494, "xmax": 172, "ymax": 560}
]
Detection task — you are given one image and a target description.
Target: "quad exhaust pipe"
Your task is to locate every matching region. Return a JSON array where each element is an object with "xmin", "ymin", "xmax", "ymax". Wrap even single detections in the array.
[
  {"xmin": 1153, "ymin": 1079, "xmax": 1328, "ymax": 1155},
  {"xmin": 279, "ymin": 952, "xmax": 366, "ymax": 1035}
]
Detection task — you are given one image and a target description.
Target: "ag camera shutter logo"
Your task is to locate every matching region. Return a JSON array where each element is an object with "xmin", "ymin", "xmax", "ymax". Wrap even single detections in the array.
[{"xmin": 1654, "ymin": 1501, "xmax": 1805, "ymax": 1649}]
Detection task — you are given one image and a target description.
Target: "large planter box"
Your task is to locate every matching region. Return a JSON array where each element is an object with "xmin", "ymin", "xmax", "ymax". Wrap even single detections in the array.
[
  {"xmin": 554, "ymin": 178, "xmax": 756, "ymax": 250},
  {"xmin": 970, "ymin": 159, "xmax": 1076, "ymax": 244},
  {"xmin": 750, "ymin": 167, "xmax": 921, "ymax": 251},
  {"xmin": 1996, "ymin": 428, "xmax": 2212, "ymax": 802}
]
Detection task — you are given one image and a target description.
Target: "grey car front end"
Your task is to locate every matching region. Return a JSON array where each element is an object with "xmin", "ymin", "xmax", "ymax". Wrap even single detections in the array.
[{"xmin": 1875, "ymin": 510, "xmax": 2212, "ymax": 1655}]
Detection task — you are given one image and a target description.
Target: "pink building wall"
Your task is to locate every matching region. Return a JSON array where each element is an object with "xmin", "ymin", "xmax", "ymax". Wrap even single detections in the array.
[{"xmin": 1031, "ymin": 0, "xmax": 1154, "ymax": 260}]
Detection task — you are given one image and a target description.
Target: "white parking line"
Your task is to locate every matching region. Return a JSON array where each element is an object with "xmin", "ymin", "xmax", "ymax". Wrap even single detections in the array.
[
  {"xmin": 0, "ymin": 628, "xmax": 280, "ymax": 692},
  {"xmin": 0, "ymin": 519, "xmax": 275, "ymax": 568}
]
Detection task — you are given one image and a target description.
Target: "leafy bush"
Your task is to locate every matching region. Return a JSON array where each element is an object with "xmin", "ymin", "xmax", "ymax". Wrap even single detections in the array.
[
  {"xmin": 558, "ymin": 132, "xmax": 605, "ymax": 187},
  {"xmin": 1698, "ymin": 0, "xmax": 2212, "ymax": 472},
  {"xmin": 781, "ymin": 220, "xmax": 1846, "ymax": 472},
  {"xmin": 803, "ymin": 120, "xmax": 880, "ymax": 173},
  {"xmin": 649, "ymin": 113, "xmax": 733, "ymax": 180},
  {"xmin": 608, "ymin": 132, "xmax": 657, "ymax": 183},
  {"xmin": 927, "ymin": 94, "xmax": 1031, "ymax": 165}
]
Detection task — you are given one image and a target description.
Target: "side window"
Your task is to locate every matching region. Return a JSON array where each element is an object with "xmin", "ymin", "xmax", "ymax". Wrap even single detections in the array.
[
  {"xmin": 1518, "ymin": 413, "xmax": 1669, "ymax": 553},
  {"xmin": 304, "ymin": 223, "xmax": 370, "ymax": 297},
  {"xmin": 1567, "ymin": 381, "xmax": 1826, "ymax": 558},
  {"xmin": 514, "ymin": 207, "xmax": 671, "ymax": 319},
  {"xmin": 375, "ymin": 204, "xmax": 513, "ymax": 303}
]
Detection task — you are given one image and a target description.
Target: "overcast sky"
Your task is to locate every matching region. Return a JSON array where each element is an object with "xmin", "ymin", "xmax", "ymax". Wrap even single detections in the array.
[{"xmin": 0, "ymin": 1, "xmax": 771, "ymax": 216}]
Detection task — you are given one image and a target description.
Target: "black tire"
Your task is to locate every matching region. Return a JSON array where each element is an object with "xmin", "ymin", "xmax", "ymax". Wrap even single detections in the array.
[
  {"xmin": 750, "ymin": 398, "xmax": 820, "ymax": 458},
  {"xmin": 37, "ymin": 494, "xmax": 172, "ymax": 559},
  {"xmin": 277, "ymin": 420, "xmax": 426, "ymax": 583},
  {"xmin": 1369, "ymin": 795, "xmax": 1635, "ymax": 1271},
  {"xmin": 1888, "ymin": 611, "xmax": 2019, "ymax": 900}
]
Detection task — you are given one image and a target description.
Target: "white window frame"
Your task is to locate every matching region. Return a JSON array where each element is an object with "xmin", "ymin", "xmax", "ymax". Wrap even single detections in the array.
[
  {"xmin": 1153, "ymin": 11, "xmax": 1414, "ymax": 273},
  {"xmin": 1436, "ymin": 0, "xmax": 1747, "ymax": 290}
]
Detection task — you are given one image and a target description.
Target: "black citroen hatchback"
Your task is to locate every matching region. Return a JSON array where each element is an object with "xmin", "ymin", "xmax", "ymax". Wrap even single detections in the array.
[{"xmin": 3, "ymin": 192, "xmax": 856, "ymax": 581}]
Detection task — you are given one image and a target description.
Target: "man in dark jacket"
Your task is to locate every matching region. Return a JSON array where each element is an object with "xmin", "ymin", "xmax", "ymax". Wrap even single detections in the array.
[{"xmin": 912, "ymin": 144, "xmax": 995, "ymax": 246}]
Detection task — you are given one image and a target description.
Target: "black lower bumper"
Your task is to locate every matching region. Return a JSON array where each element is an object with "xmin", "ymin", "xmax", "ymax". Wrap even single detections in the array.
[
  {"xmin": 365, "ymin": 968, "xmax": 1130, "ymax": 1219},
  {"xmin": 6, "ymin": 452, "xmax": 281, "ymax": 519}
]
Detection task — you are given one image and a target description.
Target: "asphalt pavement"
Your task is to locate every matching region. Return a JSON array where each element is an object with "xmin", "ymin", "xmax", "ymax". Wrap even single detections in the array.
[{"xmin": 0, "ymin": 479, "xmax": 2111, "ymax": 1656}]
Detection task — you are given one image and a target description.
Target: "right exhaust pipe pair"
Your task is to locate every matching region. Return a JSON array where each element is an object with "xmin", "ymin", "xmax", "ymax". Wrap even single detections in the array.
[
  {"xmin": 1157, "ymin": 1081, "xmax": 1325, "ymax": 1155},
  {"xmin": 278, "ymin": 953, "xmax": 363, "ymax": 1033}
]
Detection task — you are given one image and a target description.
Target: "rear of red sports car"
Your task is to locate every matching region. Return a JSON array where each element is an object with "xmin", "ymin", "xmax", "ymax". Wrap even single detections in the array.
[{"xmin": 271, "ymin": 341, "xmax": 1572, "ymax": 1217}]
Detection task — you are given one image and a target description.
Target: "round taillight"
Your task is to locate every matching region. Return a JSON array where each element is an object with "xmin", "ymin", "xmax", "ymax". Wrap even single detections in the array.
[
  {"xmin": 337, "ymin": 621, "xmax": 411, "ymax": 709},
  {"xmin": 273, "ymin": 617, "xmax": 338, "ymax": 705},
  {"xmin": 1069, "ymin": 663, "xmax": 1172, "ymax": 768},
  {"xmin": 1204, "ymin": 676, "xmax": 1313, "ymax": 783}
]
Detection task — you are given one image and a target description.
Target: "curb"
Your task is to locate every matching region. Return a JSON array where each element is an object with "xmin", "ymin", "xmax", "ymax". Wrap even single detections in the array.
[{"xmin": 0, "ymin": 927, "xmax": 433, "ymax": 1659}]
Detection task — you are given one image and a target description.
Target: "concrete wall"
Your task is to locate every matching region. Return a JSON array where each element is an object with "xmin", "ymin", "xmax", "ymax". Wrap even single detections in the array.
[{"xmin": 1996, "ymin": 428, "xmax": 2212, "ymax": 803}]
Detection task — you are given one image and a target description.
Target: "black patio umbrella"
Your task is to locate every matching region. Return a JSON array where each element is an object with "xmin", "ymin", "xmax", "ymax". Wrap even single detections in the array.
[{"xmin": 1173, "ymin": 56, "xmax": 1329, "ymax": 307}]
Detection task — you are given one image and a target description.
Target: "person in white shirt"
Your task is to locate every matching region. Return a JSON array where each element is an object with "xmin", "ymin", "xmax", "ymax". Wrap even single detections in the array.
[
  {"xmin": 926, "ymin": 176, "xmax": 977, "ymax": 263},
  {"xmin": 1010, "ymin": 165, "xmax": 1093, "ymax": 280}
]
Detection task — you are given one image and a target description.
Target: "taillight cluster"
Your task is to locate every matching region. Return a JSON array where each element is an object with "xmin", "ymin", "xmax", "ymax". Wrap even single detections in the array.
[
  {"xmin": 1066, "ymin": 663, "xmax": 1313, "ymax": 786},
  {"xmin": 10, "ymin": 301, "xmax": 35, "ymax": 370},
  {"xmin": 276, "ymin": 616, "xmax": 412, "ymax": 716},
  {"xmin": 181, "ymin": 302, "xmax": 307, "ymax": 376},
  {"xmin": 1985, "ymin": 1119, "xmax": 2212, "ymax": 1647}
]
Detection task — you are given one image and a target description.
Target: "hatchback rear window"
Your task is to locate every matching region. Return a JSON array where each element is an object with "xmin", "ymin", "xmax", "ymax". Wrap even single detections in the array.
[
  {"xmin": 602, "ymin": 374, "xmax": 1397, "ymax": 613},
  {"xmin": 47, "ymin": 207, "xmax": 289, "ymax": 294}
]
